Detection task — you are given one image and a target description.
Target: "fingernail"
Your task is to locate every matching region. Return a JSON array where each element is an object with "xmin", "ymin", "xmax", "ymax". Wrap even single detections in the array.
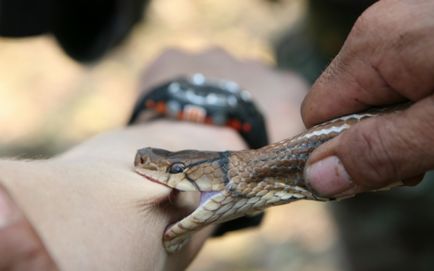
[
  {"xmin": 0, "ymin": 186, "xmax": 15, "ymax": 228},
  {"xmin": 305, "ymin": 156, "xmax": 355, "ymax": 197}
]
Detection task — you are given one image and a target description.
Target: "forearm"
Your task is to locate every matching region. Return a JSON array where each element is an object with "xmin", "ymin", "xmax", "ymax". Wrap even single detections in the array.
[
  {"xmin": 0, "ymin": 121, "xmax": 245, "ymax": 271},
  {"xmin": 58, "ymin": 120, "xmax": 246, "ymax": 163}
]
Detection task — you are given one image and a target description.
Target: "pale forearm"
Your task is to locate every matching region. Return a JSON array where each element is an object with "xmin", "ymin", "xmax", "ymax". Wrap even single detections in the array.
[{"xmin": 0, "ymin": 121, "xmax": 244, "ymax": 271}]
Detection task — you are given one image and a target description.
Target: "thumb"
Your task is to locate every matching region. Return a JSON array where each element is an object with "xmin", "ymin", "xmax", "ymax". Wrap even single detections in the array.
[{"xmin": 304, "ymin": 97, "xmax": 434, "ymax": 198}]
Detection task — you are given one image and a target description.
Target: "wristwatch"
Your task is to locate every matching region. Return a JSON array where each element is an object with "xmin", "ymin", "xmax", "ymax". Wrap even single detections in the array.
[
  {"xmin": 128, "ymin": 73, "xmax": 268, "ymax": 149},
  {"xmin": 128, "ymin": 73, "xmax": 269, "ymax": 236}
]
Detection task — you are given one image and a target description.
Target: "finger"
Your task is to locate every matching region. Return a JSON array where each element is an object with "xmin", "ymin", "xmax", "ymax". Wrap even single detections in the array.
[
  {"xmin": 304, "ymin": 96, "xmax": 434, "ymax": 197},
  {"xmin": 0, "ymin": 183, "xmax": 58, "ymax": 271},
  {"xmin": 301, "ymin": 0, "xmax": 434, "ymax": 127}
]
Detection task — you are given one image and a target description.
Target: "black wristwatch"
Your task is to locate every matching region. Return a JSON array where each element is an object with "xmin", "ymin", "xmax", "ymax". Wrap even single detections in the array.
[
  {"xmin": 128, "ymin": 74, "xmax": 269, "ymax": 236},
  {"xmin": 128, "ymin": 73, "xmax": 268, "ymax": 149}
]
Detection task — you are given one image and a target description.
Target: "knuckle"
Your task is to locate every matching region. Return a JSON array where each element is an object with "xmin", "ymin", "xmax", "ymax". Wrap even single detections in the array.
[
  {"xmin": 350, "ymin": 2, "xmax": 383, "ymax": 40},
  {"xmin": 351, "ymin": 10, "xmax": 373, "ymax": 38},
  {"xmin": 350, "ymin": 0, "xmax": 404, "ymax": 45}
]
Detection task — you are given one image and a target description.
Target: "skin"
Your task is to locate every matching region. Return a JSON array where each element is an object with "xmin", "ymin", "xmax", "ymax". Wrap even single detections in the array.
[
  {"xmin": 0, "ymin": 49, "xmax": 309, "ymax": 270},
  {"xmin": 302, "ymin": 0, "xmax": 434, "ymax": 197},
  {"xmin": 0, "ymin": 183, "xmax": 58, "ymax": 271},
  {"xmin": 0, "ymin": 123, "xmax": 233, "ymax": 271}
]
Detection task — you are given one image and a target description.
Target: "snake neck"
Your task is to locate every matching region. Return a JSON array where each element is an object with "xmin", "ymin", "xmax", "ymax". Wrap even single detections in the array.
[
  {"xmin": 236, "ymin": 115, "xmax": 365, "ymax": 191},
  {"xmin": 248, "ymin": 137, "xmax": 334, "ymax": 186}
]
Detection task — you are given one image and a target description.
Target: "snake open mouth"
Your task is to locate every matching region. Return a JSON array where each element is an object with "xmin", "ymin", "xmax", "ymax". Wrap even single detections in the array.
[
  {"xmin": 136, "ymin": 170, "xmax": 223, "ymax": 216},
  {"xmin": 134, "ymin": 165, "xmax": 238, "ymax": 253}
]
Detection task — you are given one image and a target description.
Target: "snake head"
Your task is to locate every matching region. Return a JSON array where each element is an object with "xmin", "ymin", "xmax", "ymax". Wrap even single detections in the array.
[
  {"xmin": 135, "ymin": 147, "xmax": 244, "ymax": 253},
  {"xmin": 134, "ymin": 147, "xmax": 227, "ymax": 192}
]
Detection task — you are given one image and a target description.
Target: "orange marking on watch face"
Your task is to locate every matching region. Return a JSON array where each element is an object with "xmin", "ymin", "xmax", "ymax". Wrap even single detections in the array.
[
  {"xmin": 184, "ymin": 105, "xmax": 206, "ymax": 122},
  {"xmin": 156, "ymin": 102, "xmax": 166, "ymax": 113}
]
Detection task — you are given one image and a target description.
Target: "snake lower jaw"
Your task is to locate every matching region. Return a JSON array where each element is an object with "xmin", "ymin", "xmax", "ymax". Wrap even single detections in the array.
[
  {"xmin": 135, "ymin": 174, "xmax": 225, "ymax": 253},
  {"xmin": 163, "ymin": 189, "xmax": 236, "ymax": 253}
]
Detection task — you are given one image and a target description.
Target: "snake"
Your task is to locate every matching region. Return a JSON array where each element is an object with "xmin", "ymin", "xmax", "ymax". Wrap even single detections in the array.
[{"xmin": 134, "ymin": 104, "xmax": 407, "ymax": 253}]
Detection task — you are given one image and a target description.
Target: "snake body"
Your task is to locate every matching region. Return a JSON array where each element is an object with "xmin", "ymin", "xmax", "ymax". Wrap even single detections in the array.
[{"xmin": 134, "ymin": 105, "xmax": 406, "ymax": 253}]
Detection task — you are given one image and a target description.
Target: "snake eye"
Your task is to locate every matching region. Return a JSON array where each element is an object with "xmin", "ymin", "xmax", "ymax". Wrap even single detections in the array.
[{"xmin": 168, "ymin": 162, "xmax": 185, "ymax": 174}]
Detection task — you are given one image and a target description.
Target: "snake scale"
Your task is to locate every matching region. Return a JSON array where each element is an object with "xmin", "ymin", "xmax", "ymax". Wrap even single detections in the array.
[{"xmin": 134, "ymin": 104, "xmax": 407, "ymax": 253}]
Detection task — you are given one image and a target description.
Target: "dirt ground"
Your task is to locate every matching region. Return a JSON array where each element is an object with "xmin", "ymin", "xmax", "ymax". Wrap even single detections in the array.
[{"xmin": 0, "ymin": 0, "xmax": 342, "ymax": 270}]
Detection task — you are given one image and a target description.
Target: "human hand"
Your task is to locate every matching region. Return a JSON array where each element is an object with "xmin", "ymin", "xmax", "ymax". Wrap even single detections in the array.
[
  {"xmin": 302, "ymin": 0, "xmax": 434, "ymax": 198},
  {"xmin": 0, "ymin": 123, "xmax": 240, "ymax": 271},
  {"xmin": 0, "ymin": 183, "xmax": 58, "ymax": 271}
]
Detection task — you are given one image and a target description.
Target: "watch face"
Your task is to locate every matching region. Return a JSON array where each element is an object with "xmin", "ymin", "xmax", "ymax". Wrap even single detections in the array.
[
  {"xmin": 156, "ymin": 73, "xmax": 263, "ymax": 127},
  {"xmin": 167, "ymin": 74, "xmax": 252, "ymax": 109},
  {"xmin": 130, "ymin": 73, "xmax": 267, "ymax": 148}
]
